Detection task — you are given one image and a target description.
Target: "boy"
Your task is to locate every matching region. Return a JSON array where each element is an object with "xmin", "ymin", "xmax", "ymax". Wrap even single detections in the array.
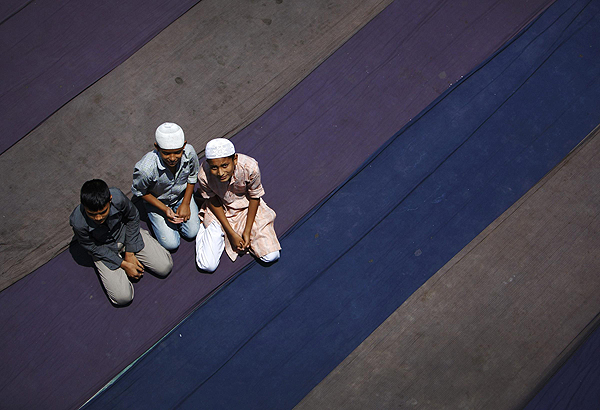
[
  {"xmin": 70, "ymin": 179, "xmax": 173, "ymax": 305},
  {"xmin": 132, "ymin": 122, "xmax": 200, "ymax": 251},
  {"xmin": 195, "ymin": 138, "xmax": 280, "ymax": 272}
]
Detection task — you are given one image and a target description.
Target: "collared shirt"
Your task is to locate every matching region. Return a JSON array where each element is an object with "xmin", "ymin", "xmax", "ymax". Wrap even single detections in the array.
[
  {"xmin": 70, "ymin": 188, "xmax": 144, "ymax": 270},
  {"xmin": 199, "ymin": 153, "xmax": 280, "ymax": 261},
  {"xmin": 131, "ymin": 144, "xmax": 199, "ymax": 206}
]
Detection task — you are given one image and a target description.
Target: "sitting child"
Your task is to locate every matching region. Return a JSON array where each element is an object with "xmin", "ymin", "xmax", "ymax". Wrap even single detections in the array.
[
  {"xmin": 195, "ymin": 138, "xmax": 280, "ymax": 272},
  {"xmin": 70, "ymin": 179, "xmax": 173, "ymax": 305},
  {"xmin": 132, "ymin": 122, "xmax": 200, "ymax": 251}
]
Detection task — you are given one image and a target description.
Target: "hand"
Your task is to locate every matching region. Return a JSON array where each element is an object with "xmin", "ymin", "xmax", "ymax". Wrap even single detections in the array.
[
  {"xmin": 122, "ymin": 253, "xmax": 144, "ymax": 280},
  {"xmin": 241, "ymin": 230, "xmax": 251, "ymax": 250},
  {"xmin": 176, "ymin": 202, "xmax": 191, "ymax": 222},
  {"xmin": 228, "ymin": 231, "xmax": 246, "ymax": 253},
  {"xmin": 165, "ymin": 207, "xmax": 184, "ymax": 224}
]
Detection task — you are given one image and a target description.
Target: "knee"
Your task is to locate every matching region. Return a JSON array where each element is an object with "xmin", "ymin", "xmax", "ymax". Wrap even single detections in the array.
[
  {"xmin": 152, "ymin": 253, "xmax": 174, "ymax": 277},
  {"xmin": 149, "ymin": 219, "xmax": 181, "ymax": 250},
  {"xmin": 259, "ymin": 250, "xmax": 280, "ymax": 264},
  {"xmin": 181, "ymin": 231, "xmax": 198, "ymax": 241},
  {"xmin": 109, "ymin": 286, "xmax": 134, "ymax": 306},
  {"xmin": 157, "ymin": 234, "xmax": 180, "ymax": 252},
  {"xmin": 195, "ymin": 222, "xmax": 224, "ymax": 272},
  {"xmin": 196, "ymin": 255, "xmax": 219, "ymax": 273},
  {"xmin": 181, "ymin": 219, "xmax": 200, "ymax": 241}
]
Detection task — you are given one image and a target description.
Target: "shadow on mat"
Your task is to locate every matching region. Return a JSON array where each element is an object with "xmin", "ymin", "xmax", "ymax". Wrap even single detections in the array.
[
  {"xmin": 132, "ymin": 195, "xmax": 150, "ymax": 223},
  {"xmin": 69, "ymin": 238, "xmax": 94, "ymax": 267}
]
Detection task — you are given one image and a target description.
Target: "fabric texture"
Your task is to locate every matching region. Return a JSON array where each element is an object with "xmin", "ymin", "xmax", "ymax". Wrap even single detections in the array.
[
  {"xmin": 524, "ymin": 318, "xmax": 600, "ymax": 410},
  {"xmin": 155, "ymin": 122, "xmax": 185, "ymax": 149},
  {"xmin": 205, "ymin": 138, "xmax": 235, "ymax": 159},
  {"xmin": 0, "ymin": 0, "xmax": 201, "ymax": 154}
]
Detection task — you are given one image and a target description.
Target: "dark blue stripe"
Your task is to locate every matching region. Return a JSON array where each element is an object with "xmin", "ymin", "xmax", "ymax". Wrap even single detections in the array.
[{"xmin": 524, "ymin": 322, "xmax": 600, "ymax": 409}]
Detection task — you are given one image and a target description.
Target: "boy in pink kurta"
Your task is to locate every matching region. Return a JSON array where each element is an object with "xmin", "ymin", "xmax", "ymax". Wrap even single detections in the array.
[{"xmin": 195, "ymin": 138, "xmax": 280, "ymax": 272}]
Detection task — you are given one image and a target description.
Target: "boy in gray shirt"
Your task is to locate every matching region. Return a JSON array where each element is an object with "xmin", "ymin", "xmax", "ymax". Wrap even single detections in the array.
[{"xmin": 70, "ymin": 179, "xmax": 172, "ymax": 305}]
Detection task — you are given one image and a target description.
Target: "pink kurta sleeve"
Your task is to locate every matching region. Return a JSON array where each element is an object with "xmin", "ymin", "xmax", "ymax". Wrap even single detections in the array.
[
  {"xmin": 246, "ymin": 159, "xmax": 265, "ymax": 199},
  {"xmin": 198, "ymin": 164, "xmax": 216, "ymax": 199}
]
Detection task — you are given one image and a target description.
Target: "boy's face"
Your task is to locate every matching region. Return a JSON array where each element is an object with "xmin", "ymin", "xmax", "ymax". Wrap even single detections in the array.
[
  {"xmin": 155, "ymin": 142, "xmax": 186, "ymax": 170},
  {"xmin": 207, "ymin": 155, "xmax": 237, "ymax": 183},
  {"xmin": 84, "ymin": 197, "xmax": 111, "ymax": 225}
]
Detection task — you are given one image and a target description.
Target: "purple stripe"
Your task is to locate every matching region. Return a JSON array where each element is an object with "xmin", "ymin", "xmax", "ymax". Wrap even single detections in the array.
[{"xmin": 0, "ymin": 0, "xmax": 200, "ymax": 154}]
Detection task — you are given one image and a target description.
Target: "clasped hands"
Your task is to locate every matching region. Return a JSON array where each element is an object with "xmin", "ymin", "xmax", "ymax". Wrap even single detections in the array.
[
  {"xmin": 165, "ymin": 203, "xmax": 191, "ymax": 224},
  {"xmin": 121, "ymin": 252, "xmax": 144, "ymax": 280},
  {"xmin": 228, "ymin": 230, "xmax": 251, "ymax": 254}
]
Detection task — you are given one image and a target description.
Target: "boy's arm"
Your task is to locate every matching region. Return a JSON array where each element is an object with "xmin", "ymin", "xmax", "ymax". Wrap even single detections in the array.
[
  {"xmin": 241, "ymin": 157, "xmax": 265, "ymax": 249},
  {"xmin": 175, "ymin": 183, "xmax": 195, "ymax": 222},
  {"xmin": 121, "ymin": 253, "xmax": 144, "ymax": 279},
  {"xmin": 208, "ymin": 196, "xmax": 244, "ymax": 252},
  {"xmin": 118, "ymin": 192, "xmax": 146, "ymax": 278},
  {"xmin": 176, "ymin": 147, "xmax": 199, "ymax": 221},
  {"xmin": 242, "ymin": 197, "xmax": 259, "ymax": 249},
  {"xmin": 72, "ymin": 225, "xmax": 142, "ymax": 278},
  {"xmin": 71, "ymin": 223, "xmax": 123, "ymax": 270},
  {"xmin": 140, "ymin": 193, "xmax": 183, "ymax": 224},
  {"xmin": 133, "ymin": 162, "xmax": 184, "ymax": 224},
  {"xmin": 113, "ymin": 190, "xmax": 143, "ymax": 254}
]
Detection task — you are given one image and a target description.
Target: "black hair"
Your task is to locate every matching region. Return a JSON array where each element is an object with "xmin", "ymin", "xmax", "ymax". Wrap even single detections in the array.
[{"xmin": 80, "ymin": 179, "xmax": 111, "ymax": 211}]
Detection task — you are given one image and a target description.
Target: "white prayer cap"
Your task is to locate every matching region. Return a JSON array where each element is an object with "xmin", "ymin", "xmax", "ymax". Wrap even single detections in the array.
[
  {"xmin": 155, "ymin": 122, "xmax": 185, "ymax": 149},
  {"xmin": 205, "ymin": 138, "xmax": 235, "ymax": 159}
]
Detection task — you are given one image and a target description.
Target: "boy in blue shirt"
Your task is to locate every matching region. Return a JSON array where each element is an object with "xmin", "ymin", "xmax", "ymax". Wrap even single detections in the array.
[{"xmin": 132, "ymin": 122, "xmax": 200, "ymax": 251}]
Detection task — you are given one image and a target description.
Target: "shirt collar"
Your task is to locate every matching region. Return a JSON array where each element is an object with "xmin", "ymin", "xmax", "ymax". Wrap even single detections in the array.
[{"xmin": 154, "ymin": 149, "xmax": 167, "ymax": 171}]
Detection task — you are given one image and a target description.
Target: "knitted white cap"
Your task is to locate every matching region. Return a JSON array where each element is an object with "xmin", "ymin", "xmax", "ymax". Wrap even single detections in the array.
[
  {"xmin": 205, "ymin": 138, "xmax": 235, "ymax": 159},
  {"xmin": 155, "ymin": 122, "xmax": 185, "ymax": 149}
]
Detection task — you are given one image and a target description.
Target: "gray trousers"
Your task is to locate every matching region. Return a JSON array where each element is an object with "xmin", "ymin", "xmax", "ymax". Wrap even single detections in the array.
[{"xmin": 94, "ymin": 229, "xmax": 173, "ymax": 305}]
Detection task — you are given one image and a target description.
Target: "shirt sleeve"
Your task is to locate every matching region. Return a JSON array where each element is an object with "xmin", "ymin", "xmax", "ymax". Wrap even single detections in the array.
[
  {"xmin": 198, "ymin": 164, "xmax": 216, "ymax": 199},
  {"xmin": 70, "ymin": 209, "xmax": 124, "ymax": 270},
  {"xmin": 131, "ymin": 160, "xmax": 153, "ymax": 197},
  {"xmin": 187, "ymin": 146, "xmax": 199, "ymax": 185},
  {"xmin": 246, "ymin": 160, "xmax": 265, "ymax": 199},
  {"xmin": 112, "ymin": 190, "xmax": 144, "ymax": 254}
]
